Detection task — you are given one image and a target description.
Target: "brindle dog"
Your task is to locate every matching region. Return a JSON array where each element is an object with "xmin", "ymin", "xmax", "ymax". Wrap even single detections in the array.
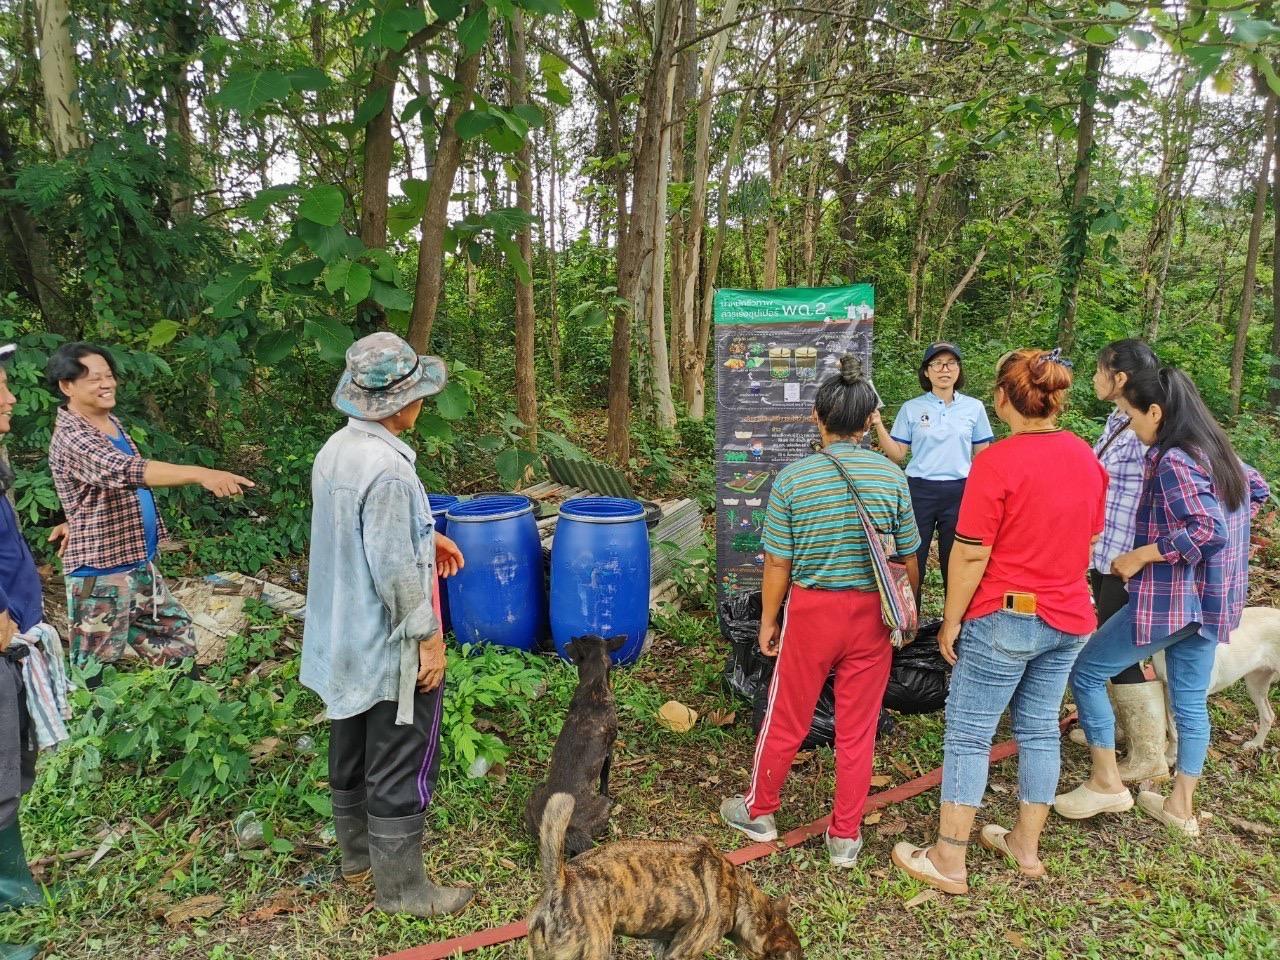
[
  {"xmin": 523, "ymin": 635, "xmax": 625, "ymax": 858},
  {"xmin": 527, "ymin": 793, "xmax": 804, "ymax": 960}
]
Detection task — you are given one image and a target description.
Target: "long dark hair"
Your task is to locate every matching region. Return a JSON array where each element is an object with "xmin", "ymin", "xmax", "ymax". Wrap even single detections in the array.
[
  {"xmin": 1121, "ymin": 367, "xmax": 1246, "ymax": 511},
  {"xmin": 1097, "ymin": 338, "xmax": 1158, "ymax": 383},
  {"xmin": 815, "ymin": 355, "xmax": 877, "ymax": 436}
]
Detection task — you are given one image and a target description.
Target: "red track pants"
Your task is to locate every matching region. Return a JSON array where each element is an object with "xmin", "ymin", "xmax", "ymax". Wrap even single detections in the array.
[{"xmin": 745, "ymin": 584, "xmax": 892, "ymax": 840}]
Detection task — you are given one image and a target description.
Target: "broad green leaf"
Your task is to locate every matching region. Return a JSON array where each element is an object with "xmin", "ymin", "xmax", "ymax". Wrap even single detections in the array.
[
  {"xmin": 288, "ymin": 67, "xmax": 331, "ymax": 91},
  {"xmin": 416, "ymin": 413, "xmax": 455, "ymax": 443},
  {"xmin": 402, "ymin": 178, "xmax": 431, "ymax": 206},
  {"xmin": 148, "ymin": 319, "xmax": 181, "ymax": 348},
  {"xmin": 366, "ymin": 248, "xmax": 398, "ymax": 282},
  {"xmin": 475, "ymin": 435, "xmax": 505, "ymax": 452},
  {"xmin": 484, "ymin": 206, "xmax": 537, "ymax": 232},
  {"xmin": 345, "ymin": 262, "xmax": 373, "ymax": 302},
  {"xmin": 428, "ymin": 0, "xmax": 464, "ymax": 20},
  {"xmin": 1123, "ymin": 29, "xmax": 1155, "ymax": 50},
  {"xmin": 512, "ymin": 103, "xmax": 545, "ymax": 129},
  {"xmin": 298, "ymin": 184, "xmax": 345, "ymax": 226},
  {"xmin": 322, "ymin": 258, "xmax": 352, "ymax": 294},
  {"xmin": 245, "ymin": 184, "xmax": 297, "ymax": 219},
  {"xmin": 1101, "ymin": 1, "xmax": 1129, "ymax": 18},
  {"xmin": 544, "ymin": 72, "xmax": 572, "ymax": 106},
  {"xmin": 354, "ymin": 87, "xmax": 392, "ymax": 129},
  {"xmin": 389, "ymin": 203, "xmax": 422, "ymax": 238},
  {"xmin": 361, "ymin": 5, "xmax": 428, "ymax": 50},
  {"xmin": 371, "ymin": 279, "xmax": 414, "ymax": 310},
  {"xmin": 203, "ymin": 265, "xmax": 260, "ymax": 317},
  {"xmin": 215, "ymin": 70, "xmax": 292, "ymax": 114},
  {"xmin": 282, "ymin": 258, "xmax": 325, "ymax": 285},
  {"xmin": 563, "ymin": 0, "xmax": 597, "ymax": 18},
  {"xmin": 496, "ymin": 447, "xmax": 537, "ymax": 487},
  {"xmin": 401, "ymin": 95, "xmax": 435, "ymax": 123},
  {"xmin": 495, "ymin": 234, "xmax": 532, "ymax": 285},
  {"xmin": 492, "ymin": 106, "xmax": 530, "ymax": 136},
  {"xmin": 520, "ymin": 0, "xmax": 563, "ymax": 13},
  {"xmin": 1083, "ymin": 25, "xmax": 1119, "ymax": 45},
  {"xmin": 1259, "ymin": 57, "xmax": 1280, "ymax": 97},
  {"xmin": 456, "ymin": 108, "xmax": 500, "ymax": 140},
  {"xmin": 304, "ymin": 315, "xmax": 355, "ymax": 364},
  {"xmin": 434, "ymin": 380, "xmax": 472, "ymax": 420},
  {"xmin": 458, "ymin": 8, "xmax": 490, "ymax": 56},
  {"xmin": 484, "ymin": 124, "xmax": 525, "ymax": 154},
  {"xmin": 539, "ymin": 51, "xmax": 568, "ymax": 76},
  {"xmin": 256, "ymin": 330, "xmax": 298, "ymax": 365},
  {"xmin": 1233, "ymin": 18, "xmax": 1280, "ymax": 45},
  {"xmin": 298, "ymin": 219, "xmax": 352, "ymax": 262}
]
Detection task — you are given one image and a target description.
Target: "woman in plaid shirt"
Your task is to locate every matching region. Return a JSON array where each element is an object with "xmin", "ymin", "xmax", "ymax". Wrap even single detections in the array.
[{"xmin": 1056, "ymin": 367, "xmax": 1269, "ymax": 836}]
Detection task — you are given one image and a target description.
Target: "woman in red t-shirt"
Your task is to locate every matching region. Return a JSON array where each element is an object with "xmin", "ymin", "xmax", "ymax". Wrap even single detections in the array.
[{"xmin": 892, "ymin": 348, "xmax": 1108, "ymax": 895}]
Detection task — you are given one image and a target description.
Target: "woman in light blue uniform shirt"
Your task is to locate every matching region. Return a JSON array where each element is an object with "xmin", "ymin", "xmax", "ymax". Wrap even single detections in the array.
[{"xmin": 872, "ymin": 342, "xmax": 994, "ymax": 603}]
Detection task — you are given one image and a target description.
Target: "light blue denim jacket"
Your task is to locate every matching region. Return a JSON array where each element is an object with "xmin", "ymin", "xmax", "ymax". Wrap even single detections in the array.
[{"xmin": 300, "ymin": 419, "xmax": 439, "ymax": 724}]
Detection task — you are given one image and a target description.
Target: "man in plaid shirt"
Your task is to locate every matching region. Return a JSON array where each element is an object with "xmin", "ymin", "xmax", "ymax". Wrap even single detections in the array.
[{"xmin": 46, "ymin": 343, "xmax": 253, "ymax": 680}]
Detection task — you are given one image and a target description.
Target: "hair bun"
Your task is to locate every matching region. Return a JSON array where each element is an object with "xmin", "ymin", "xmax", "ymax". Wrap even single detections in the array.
[{"xmin": 838, "ymin": 354, "xmax": 862, "ymax": 384}]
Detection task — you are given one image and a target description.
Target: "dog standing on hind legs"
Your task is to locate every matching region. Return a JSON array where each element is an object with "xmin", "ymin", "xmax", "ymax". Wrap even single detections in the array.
[
  {"xmin": 524, "ymin": 635, "xmax": 625, "ymax": 858},
  {"xmin": 1153, "ymin": 606, "xmax": 1280, "ymax": 765},
  {"xmin": 526, "ymin": 793, "xmax": 803, "ymax": 960}
]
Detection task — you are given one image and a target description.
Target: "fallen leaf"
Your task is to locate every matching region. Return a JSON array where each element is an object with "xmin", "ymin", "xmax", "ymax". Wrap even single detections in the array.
[
  {"xmin": 498, "ymin": 857, "xmax": 518, "ymax": 871},
  {"xmin": 989, "ymin": 781, "xmax": 1010, "ymax": 794},
  {"xmin": 863, "ymin": 812, "xmax": 882, "ymax": 826},
  {"xmin": 1222, "ymin": 814, "xmax": 1278, "ymax": 837},
  {"xmin": 487, "ymin": 762, "xmax": 508, "ymax": 785},
  {"xmin": 657, "ymin": 700, "xmax": 697, "ymax": 733},
  {"xmin": 705, "ymin": 709, "xmax": 737, "ymax": 728},
  {"xmin": 87, "ymin": 825, "xmax": 129, "ymax": 869},
  {"xmin": 870, "ymin": 775, "xmax": 892, "ymax": 788},
  {"xmin": 249, "ymin": 737, "xmax": 282, "ymax": 762},
  {"xmin": 891, "ymin": 759, "xmax": 916, "ymax": 780},
  {"xmin": 247, "ymin": 891, "xmax": 304, "ymax": 923},
  {"xmin": 1004, "ymin": 931, "xmax": 1029, "ymax": 950},
  {"xmin": 165, "ymin": 895, "xmax": 226, "ymax": 926},
  {"xmin": 905, "ymin": 889, "xmax": 938, "ymax": 909},
  {"xmin": 876, "ymin": 817, "xmax": 908, "ymax": 837}
]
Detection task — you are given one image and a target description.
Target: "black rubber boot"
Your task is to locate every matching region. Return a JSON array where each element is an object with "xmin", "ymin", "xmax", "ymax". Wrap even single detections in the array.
[
  {"xmin": 0, "ymin": 820, "xmax": 42, "ymax": 960},
  {"xmin": 0, "ymin": 821, "xmax": 40, "ymax": 911},
  {"xmin": 331, "ymin": 786, "xmax": 371, "ymax": 882},
  {"xmin": 367, "ymin": 813, "xmax": 472, "ymax": 918}
]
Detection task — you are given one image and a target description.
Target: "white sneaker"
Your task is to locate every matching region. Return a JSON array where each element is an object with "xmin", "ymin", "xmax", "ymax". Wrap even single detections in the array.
[
  {"xmin": 719, "ymin": 796, "xmax": 778, "ymax": 841},
  {"xmin": 825, "ymin": 830, "xmax": 863, "ymax": 868}
]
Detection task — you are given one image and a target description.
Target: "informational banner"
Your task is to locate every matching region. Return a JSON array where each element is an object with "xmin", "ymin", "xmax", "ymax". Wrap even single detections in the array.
[{"xmin": 713, "ymin": 285, "xmax": 875, "ymax": 598}]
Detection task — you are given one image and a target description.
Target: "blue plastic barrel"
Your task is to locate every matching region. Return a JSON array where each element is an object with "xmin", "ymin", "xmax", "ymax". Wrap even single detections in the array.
[
  {"xmin": 444, "ymin": 495, "xmax": 547, "ymax": 651},
  {"xmin": 427, "ymin": 495, "xmax": 459, "ymax": 635},
  {"xmin": 550, "ymin": 497, "xmax": 651, "ymax": 665}
]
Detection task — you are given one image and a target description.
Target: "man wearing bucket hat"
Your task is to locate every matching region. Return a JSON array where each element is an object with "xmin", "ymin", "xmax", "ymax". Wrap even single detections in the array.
[
  {"xmin": 301, "ymin": 332, "xmax": 471, "ymax": 918},
  {"xmin": 1, "ymin": 343, "xmax": 74, "ymax": 960}
]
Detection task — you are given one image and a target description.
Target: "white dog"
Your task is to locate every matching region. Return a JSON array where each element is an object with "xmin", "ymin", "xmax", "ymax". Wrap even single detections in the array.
[{"xmin": 1153, "ymin": 606, "xmax": 1280, "ymax": 765}]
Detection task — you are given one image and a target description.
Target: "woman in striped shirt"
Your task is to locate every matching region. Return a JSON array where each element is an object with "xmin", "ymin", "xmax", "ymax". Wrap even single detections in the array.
[
  {"xmin": 1055, "ymin": 367, "xmax": 1268, "ymax": 835},
  {"xmin": 720, "ymin": 356, "xmax": 921, "ymax": 868}
]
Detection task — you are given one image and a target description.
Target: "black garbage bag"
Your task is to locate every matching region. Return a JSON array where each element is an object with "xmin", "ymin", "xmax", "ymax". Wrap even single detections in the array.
[
  {"xmin": 883, "ymin": 620, "xmax": 950, "ymax": 714},
  {"xmin": 721, "ymin": 591, "xmax": 837, "ymax": 749}
]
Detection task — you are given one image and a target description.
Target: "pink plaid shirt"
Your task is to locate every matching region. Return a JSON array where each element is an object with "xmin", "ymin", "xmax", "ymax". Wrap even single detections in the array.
[{"xmin": 48, "ymin": 407, "xmax": 166, "ymax": 572}]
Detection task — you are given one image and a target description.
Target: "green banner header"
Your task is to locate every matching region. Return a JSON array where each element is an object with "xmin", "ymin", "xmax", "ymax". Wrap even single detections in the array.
[{"xmin": 713, "ymin": 284, "xmax": 875, "ymax": 325}]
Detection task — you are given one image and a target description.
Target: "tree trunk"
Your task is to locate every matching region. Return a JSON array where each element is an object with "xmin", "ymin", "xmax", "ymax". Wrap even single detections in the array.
[
  {"xmin": 508, "ymin": 10, "xmax": 538, "ymax": 448},
  {"xmin": 163, "ymin": 17, "xmax": 196, "ymax": 219},
  {"xmin": 667, "ymin": 0, "xmax": 696, "ymax": 387},
  {"xmin": 647, "ymin": 50, "xmax": 678, "ymax": 431},
  {"xmin": 35, "ymin": 0, "xmax": 87, "ymax": 157},
  {"xmin": 1057, "ymin": 44, "xmax": 1106, "ymax": 352},
  {"xmin": 1232, "ymin": 94, "xmax": 1276, "ymax": 415},
  {"xmin": 407, "ymin": 45, "xmax": 482, "ymax": 352},
  {"xmin": 606, "ymin": 0, "xmax": 680, "ymax": 463},
  {"xmin": 1270, "ymin": 86, "xmax": 1280, "ymax": 408},
  {"xmin": 677, "ymin": 0, "xmax": 739, "ymax": 407},
  {"xmin": 546, "ymin": 108, "xmax": 563, "ymax": 391}
]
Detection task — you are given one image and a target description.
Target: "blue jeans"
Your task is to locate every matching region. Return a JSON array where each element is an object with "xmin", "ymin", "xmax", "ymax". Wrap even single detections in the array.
[
  {"xmin": 1070, "ymin": 606, "xmax": 1217, "ymax": 777},
  {"xmin": 942, "ymin": 611, "xmax": 1087, "ymax": 807}
]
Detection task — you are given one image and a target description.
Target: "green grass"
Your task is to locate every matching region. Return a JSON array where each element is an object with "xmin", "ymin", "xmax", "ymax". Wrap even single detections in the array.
[{"xmin": 2, "ymin": 596, "xmax": 1279, "ymax": 959}]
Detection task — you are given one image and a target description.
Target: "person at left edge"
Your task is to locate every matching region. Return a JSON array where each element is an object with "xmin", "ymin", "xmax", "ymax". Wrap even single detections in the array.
[
  {"xmin": 301, "ymin": 332, "xmax": 472, "ymax": 919},
  {"xmin": 2, "ymin": 342, "xmax": 73, "ymax": 960},
  {"xmin": 46, "ymin": 343, "xmax": 254, "ymax": 682},
  {"xmin": 872, "ymin": 342, "xmax": 994, "ymax": 604}
]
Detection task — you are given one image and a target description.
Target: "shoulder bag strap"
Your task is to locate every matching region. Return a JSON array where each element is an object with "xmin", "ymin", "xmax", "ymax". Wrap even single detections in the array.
[{"xmin": 1095, "ymin": 415, "xmax": 1132, "ymax": 461}]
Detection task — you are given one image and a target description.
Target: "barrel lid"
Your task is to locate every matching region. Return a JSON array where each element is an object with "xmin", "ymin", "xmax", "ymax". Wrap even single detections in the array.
[
  {"xmin": 446, "ymin": 495, "xmax": 534, "ymax": 522},
  {"xmin": 558, "ymin": 496, "xmax": 646, "ymax": 524}
]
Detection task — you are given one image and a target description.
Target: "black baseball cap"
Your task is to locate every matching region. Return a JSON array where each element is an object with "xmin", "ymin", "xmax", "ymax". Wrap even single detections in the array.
[{"xmin": 922, "ymin": 341, "xmax": 962, "ymax": 366}]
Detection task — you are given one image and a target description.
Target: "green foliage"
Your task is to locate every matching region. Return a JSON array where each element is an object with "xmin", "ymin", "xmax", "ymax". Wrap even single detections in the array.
[{"xmin": 440, "ymin": 644, "xmax": 549, "ymax": 769}]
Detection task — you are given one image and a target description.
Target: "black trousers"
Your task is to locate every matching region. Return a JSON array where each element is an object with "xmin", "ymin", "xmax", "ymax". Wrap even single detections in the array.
[
  {"xmin": 1089, "ymin": 569, "xmax": 1146, "ymax": 685},
  {"xmin": 329, "ymin": 686, "xmax": 445, "ymax": 819},
  {"xmin": 908, "ymin": 477, "xmax": 966, "ymax": 601}
]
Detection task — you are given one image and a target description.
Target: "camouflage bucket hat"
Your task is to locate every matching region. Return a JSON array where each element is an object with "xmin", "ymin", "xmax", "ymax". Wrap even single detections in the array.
[{"xmin": 332, "ymin": 332, "xmax": 447, "ymax": 421}]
